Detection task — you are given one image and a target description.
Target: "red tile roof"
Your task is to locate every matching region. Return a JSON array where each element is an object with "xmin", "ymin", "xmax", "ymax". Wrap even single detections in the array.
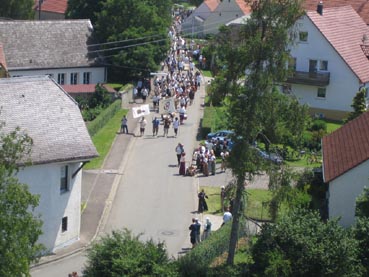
[
  {"xmin": 205, "ymin": 0, "xmax": 220, "ymax": 12},
  {"xmin": 62, "ymin": 84, "xmax": 116, "ymax": 94},
  {"xmin": 307, "ymin": 6, "xmax": 369, "ymax": 83},
  {"xmin": 235, "ymin": 0, "xmax": 252, "ymax": 15},
  {"xmin": 34, "ymin": 0, "xmax": 67, "ymax": 14},
  {"xmin": 323, "ymin": 111, "xmax": 369, "ymax": 182},
  {"xmin": 0, "ymin": 44, "xmax": 7, "ymax": 69},
  {"xmin": 303, "ymin": 0, "xmax": 369, "ymax": 25}
]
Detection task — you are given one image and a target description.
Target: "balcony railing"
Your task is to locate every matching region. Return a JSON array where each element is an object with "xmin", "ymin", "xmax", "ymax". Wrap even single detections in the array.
[{"xmin": 286, "ymin": 71, "xmax": 330, "ymax": 86}]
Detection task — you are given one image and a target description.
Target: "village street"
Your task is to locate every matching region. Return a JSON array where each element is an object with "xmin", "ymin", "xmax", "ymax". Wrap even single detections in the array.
[{"xmin": 31, "ymin": 75, "xmax": 211, "ymax": 276}]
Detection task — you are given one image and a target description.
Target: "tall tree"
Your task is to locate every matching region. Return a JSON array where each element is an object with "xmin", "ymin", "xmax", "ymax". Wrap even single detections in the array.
[
  {"xmin": 345, "ymin": 87, "xmax": 367, "ymax": 123},
  {"xmin": 213, "ymin": 0, "xmax": 305, "ymax": 265},
  {"xmin": 0, "ymin": 123, "xmax": 44, "ymax": 276},
  {"xmin": 94, "ymin": 0, "xmax": 172, "ymax": 83},
  {"xmin": 0, "ymin": 0, "xmax": 34, "ymax": 19},
  {"xmin": 66, "ymin": 0, "xmax": 105, "ymax": 25}
]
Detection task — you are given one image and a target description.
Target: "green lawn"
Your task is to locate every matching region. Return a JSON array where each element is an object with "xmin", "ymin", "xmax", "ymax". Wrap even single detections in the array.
[
  {"xmin": 326, "ymin": 120, "xmax": 343, "ymax": 133},
  {"xmin": 85, "ymin": 109, "xmax": 128, "ymax": 169},
  {"xmin": 200, "ymin": 186, "xmax": 272, "ymax": 221}
]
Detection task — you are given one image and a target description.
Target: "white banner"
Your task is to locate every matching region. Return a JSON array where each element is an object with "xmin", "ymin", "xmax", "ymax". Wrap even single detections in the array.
[
  {"xmin": 159, "ymin": 97, "xmax": 175, "ymax": 114},
  {"xmin": 132, "ymin": 104, "xmax": 150, "ymax": 118}
]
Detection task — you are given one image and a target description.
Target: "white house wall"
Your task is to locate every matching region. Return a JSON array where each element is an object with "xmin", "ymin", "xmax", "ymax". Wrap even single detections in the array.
[
  {"xmin": 16, "ymin": 162, "xmax": 82, "ymax": 253},
  {"xmin": 9, "ymin": 67, "xmax": 106, "ymax": 85},
  {"xmin": 204, "ymin": 0, "xmax": 243, "ymax": 35},
  {"xmin": 290, "ymin": 16, "xmax": 362, "ymax": 114},
  {"xmin": 328, "ymin": 159, "xmax": 369, "ymax": 227}
]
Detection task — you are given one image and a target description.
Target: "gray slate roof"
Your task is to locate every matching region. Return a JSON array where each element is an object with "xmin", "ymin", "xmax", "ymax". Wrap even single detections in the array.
[
  {"xmin": 0, "ymin": 76, "xmax": 98, "ymax": 165},
  {"xmin": 0, "ymin": 20, "xmax": 101, "ymax": 70}
]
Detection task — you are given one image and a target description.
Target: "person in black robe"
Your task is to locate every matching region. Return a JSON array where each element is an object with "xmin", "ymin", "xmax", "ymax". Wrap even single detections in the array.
[{"xmin": 198, "ymin": 189, "xmax": 208, "ymax": 213}]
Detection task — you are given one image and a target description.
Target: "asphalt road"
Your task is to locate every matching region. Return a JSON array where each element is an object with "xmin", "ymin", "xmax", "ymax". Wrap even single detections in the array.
[
  {"xmin": 102, "ymin": 89, "xmax": 204, "ymax": 258},
  {"xmin": 30, "ymin": 81, "xmax": 206, "ymax": 276}
]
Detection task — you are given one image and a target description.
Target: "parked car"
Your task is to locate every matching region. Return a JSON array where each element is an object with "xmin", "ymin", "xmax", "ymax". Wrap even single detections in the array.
[
  {"xmin": 256, "ymin": 148, "xmax": 283, "ymax": 164},
  {"xmin": 206, "ymin": 130, "xmax": 234, "ymax": 141}
]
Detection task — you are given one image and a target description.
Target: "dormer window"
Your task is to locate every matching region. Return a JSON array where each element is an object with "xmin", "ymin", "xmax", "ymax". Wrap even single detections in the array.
[{"xmin": 299, "ymin": 31, "xmax": 308, "ymax": 42}]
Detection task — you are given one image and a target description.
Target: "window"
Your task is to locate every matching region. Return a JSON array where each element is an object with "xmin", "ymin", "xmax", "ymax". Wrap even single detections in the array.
[
  {"xmin": 70, "ymin": 73, "xmax": 78, "ymax": 85},
  {"xmin": 58, "ymin": 73, "xmax": 65, "ymax": 85},
  {"xmin": 62, "ymin": 216, "xmax": 68, "ymax": 232},
  {"xmin": 83, "ymin": 72, "xmax": 91, "ymax": 84},
  {"xmin": 288, "ymin": 57, "xmax": 296, "ymax": 71},
  {"xmin": 60, "ymin": 165, "xmax": 68, "ymax": 193},
  {"xmin": 309, "ymin": 60, "xmax": 317, "ymax": 73},
  {"xmin": 299, "ymin": 31, "xmax": 308, "ymax": 42},
  {"xmin": 317, "ymin": 87, "xmax": 326, "ymax": 98},
  {"xmin": 319, "ymin": 60, "xmax": 328, "ymax": 71},
  {"xmin": 309, "ymin": 60, "xmax": 328, "ymax": 72}
]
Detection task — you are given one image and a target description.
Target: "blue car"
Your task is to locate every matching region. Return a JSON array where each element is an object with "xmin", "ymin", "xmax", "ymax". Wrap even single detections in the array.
[
  {"xmin": 206, "ymin": 130, "xmax": 234, "ymax": 141},
  {"xmin": 256, "ymin": 148, "xmax": 283, "ymax": 164}
]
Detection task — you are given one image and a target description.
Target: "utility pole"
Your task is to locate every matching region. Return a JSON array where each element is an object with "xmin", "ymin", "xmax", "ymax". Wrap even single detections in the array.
[{"xmin": 38, "ymin": 0, "xmax": 43, "ymax": 20}]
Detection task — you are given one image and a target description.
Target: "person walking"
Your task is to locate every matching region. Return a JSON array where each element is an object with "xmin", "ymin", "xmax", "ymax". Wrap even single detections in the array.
[
  {"xmin": 120, "ymin": 115, "xmax": 128, "ymax": 134},
  {"xmin": 163, "ymin": 117, "xmax": 171, "ymax": 137},
  {"xmin": 194, "ymin": 218, "xmax": 201, "ymax": 244},
  {"xmin": 222, "ymin": 208, "xmax": 232, "ymax": 226},
  {"xmin": 179, "ymin": 152, "xmax": 186, "ymax": 175},
  {"xmin": 172, "ymin": 117, "xmax": 180, "ymax": 137},
  {"xmin": 175, "ymin": 143, "xmax": 184, "ymax": 166},
  {"xmin": 220, "ymin": 186, "xmax": 226, "ymax": 212},
  {"xmin": 202, "ymin": 217, "xmax": 212, "ymax": 240},
  {"xmin": 189, "ymin": 218, "xmax": 197, "ymax": 248},
  {"xmin": 198, "ymin": 189, "xmax": 208, "ymax": 213},
  {"xmin": 152, "ymin": 117, "xmax": 160, "ymax": 136},
  {"xmin": 139, "ymin": 116, "xmax": 147, "ymax": 137}
]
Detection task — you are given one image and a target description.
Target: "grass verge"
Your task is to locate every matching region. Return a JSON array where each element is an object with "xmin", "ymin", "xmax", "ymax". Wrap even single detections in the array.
[
  {"xmin": 200, "ymin": 186, "xmax": 272, "ymax": 221},
  {"xmin": 85, "ymin": 109, "xmax": 128, "ymax": 170}
]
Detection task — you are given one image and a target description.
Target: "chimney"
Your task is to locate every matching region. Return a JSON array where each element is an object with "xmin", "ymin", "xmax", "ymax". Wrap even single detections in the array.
[{"xmin": 317, "ymin": 1, "xmax": 323, "ymax": 15}]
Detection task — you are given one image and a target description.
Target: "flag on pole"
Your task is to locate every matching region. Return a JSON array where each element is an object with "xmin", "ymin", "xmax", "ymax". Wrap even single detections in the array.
[
  {"xmin": 132, "ymin": 104, "xmax": 150, "ymax": 118},
  {"xmin": 159, "ymin": 97, "xmax": 175, "ymax": 114}
]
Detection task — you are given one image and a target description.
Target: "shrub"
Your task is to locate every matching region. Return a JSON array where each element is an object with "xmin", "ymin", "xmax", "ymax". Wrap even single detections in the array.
[
  {"xmin": 309, "ymin": 119, "xmax": 327, "ymax": 132},
  {"xmin": 87, "ymin": 100, "xmax": 121, "ymax": 137},
  {"xmin": 83, "ymin": 229, "xmax": 176, "ymax": 277}
]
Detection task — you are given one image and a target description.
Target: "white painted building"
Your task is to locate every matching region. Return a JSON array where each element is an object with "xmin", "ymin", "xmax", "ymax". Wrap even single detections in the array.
[
  {"xmin": 0, "ymin": 76, "xmax": 98, "ymax": 252},
  {"xmin": 322, "ymin": 111, "xmax": 369, "ymax": 227},
  {"xmin": 181, "ymin": 0, "xmax": 250, "ymax": 37},
  {"xmin": 0, "ymin": 20, "xmax": 107, "ymax": 86},
  {"xmin": 287, "ymin": 5, "xmax": 369, "ymax": 120}
]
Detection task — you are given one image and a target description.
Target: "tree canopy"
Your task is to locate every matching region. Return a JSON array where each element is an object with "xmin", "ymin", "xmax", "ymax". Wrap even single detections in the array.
[
  {"xmin": 345, "ymin": 87, "xmax": 367, "ymax": 122},
  {"xmin": 209, "ymin": 0, "xmax": 307, "ymax": 264},
  {"xmin": 94, "ymin": 0, "xmax": 172, "ymax": 83},
  {"xmin": 0, "ymin": 123, "xmax": 44, "ymax": 276},
  {"xmin": 0, "ymin": 0, "xmax": 34, "ymax": 19},
  {"xmin": 66, "ymin": 0, "xmax": 105, "ymax": 25},
  {"xmin": 251, "ymin": 209, "xmax": 364, "ymax": 276}
]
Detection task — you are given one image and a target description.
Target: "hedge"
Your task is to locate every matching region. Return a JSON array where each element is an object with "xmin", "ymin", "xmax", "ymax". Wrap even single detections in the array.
[
  {"xmin": 87, "ymin": 99, "xmax": 122, "ymax": 137},
  {"xmin": 176, "ymin": 221, "xmax": 248, "ymax": 276}
]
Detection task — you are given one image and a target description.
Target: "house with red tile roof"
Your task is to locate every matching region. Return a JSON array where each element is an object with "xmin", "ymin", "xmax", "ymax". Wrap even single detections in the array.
[
  {"xmin": 286, "ymin": 5, "xmax": 369, "ymax": 120},
  {"xmin": 303, "ymin": 0, "xmax": 369, "ymax": 25},
  {"xmin": 322, "ymin": 111, "xmax": 369, "ymax": 227},
  {"xmin": 34, "ymin": 0, "xmax": 67, "ymax": 20},
  {"xmin": 62, "ymin": 84, "xmax": 117, "ymax": 100},
  {"xmin": 181, "ymin": 0, "xmax": 251, "ymax": 37}
]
